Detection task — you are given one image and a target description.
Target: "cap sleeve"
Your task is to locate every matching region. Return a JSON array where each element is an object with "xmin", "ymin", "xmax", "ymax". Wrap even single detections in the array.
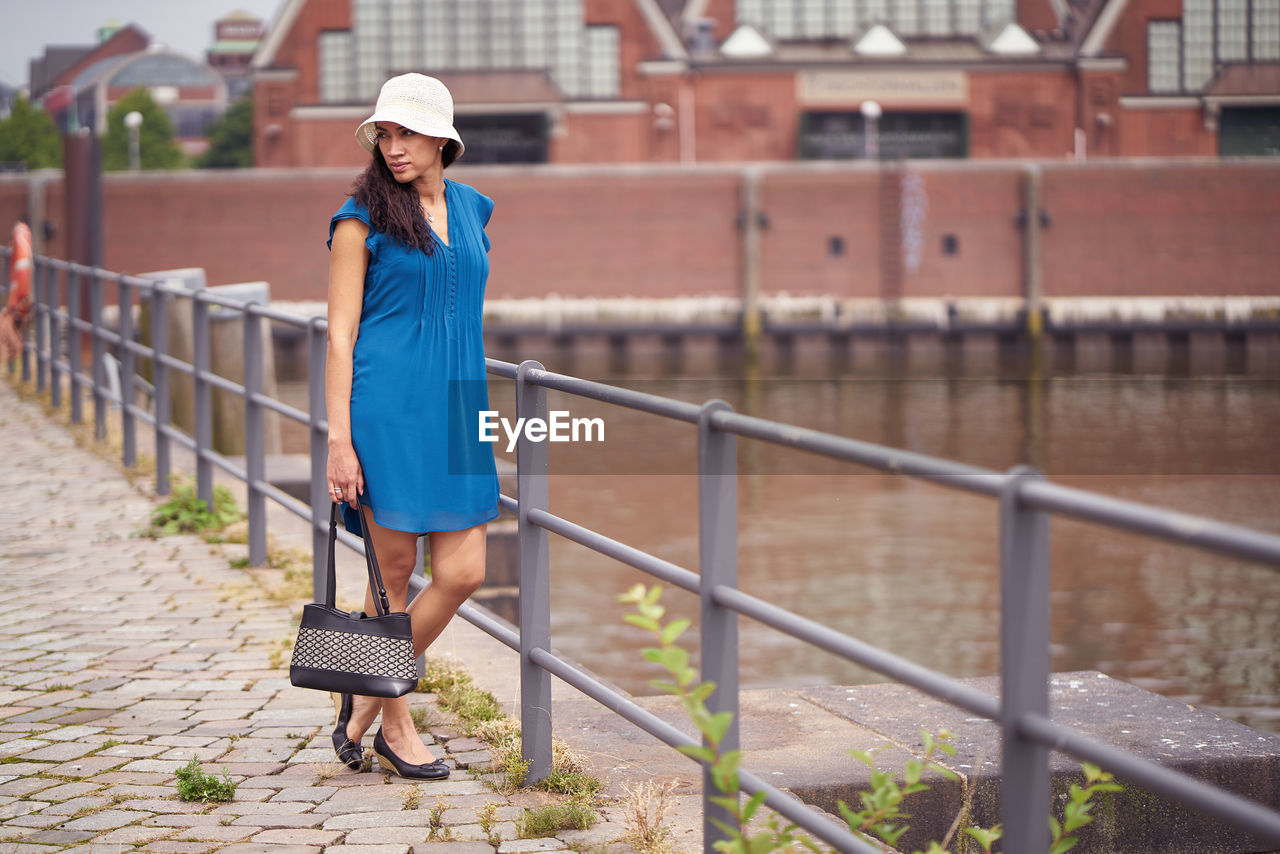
[
  {"xmin": 328, "ymin": 198, "xmax": 376, "ymax": 252},
  {"xmin": 473, "ymin": 190, "xmax": 494, "ymax": 253}
]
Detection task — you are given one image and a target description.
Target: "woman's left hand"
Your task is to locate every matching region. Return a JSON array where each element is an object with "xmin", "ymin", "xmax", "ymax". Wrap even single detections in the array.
[{"xmin": 328, "ymin": 442, "xmax": 364, "ymax": 506}]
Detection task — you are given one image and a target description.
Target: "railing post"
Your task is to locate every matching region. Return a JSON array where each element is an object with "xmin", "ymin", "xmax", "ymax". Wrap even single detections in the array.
[
  {"xmin": 192, "ymin": 293, "xmax": 213, "ymax": 509},
  {"xmin": 68, "ymin": 268, "xmax": 83, "ymax": 424},
  {"xmin": 118, "ymin": 275, "xmax": 136, "ymax": 468},
  {"xmin": 151, "ymin": 282, "xmax": 171, "ymax": 494},
  {"xmin": 516, "ymin": 359, "xmax": 553, "ymax": 783},
  {"xmin": 243, "ymin": 304, "xmax": 267, "ymax": 567},
  {"xmin": 698, "ymin": 399, "xmax": 740, "ymax": 852},
  {"xmin": 48, "ymin": 263, "xmax": 62, "ymax": 410},
  {"xmin": 1000, "ymin": 465, "xmax": 1052, "ymax": 852},
  {"xmin": 89, "ymin": 268, "xmax": 106, "ymax": 440},
  {"xmin": 34, "ymin": 258, "xmax": 47, "ymax": 394},
  {"xmin": 308, "ymin": 318, "xmax": 329, "ymax": 598}
]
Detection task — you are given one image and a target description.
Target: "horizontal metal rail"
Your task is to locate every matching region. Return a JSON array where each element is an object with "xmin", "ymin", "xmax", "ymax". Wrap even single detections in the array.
[
  {"xmin": 711, "ymin": 584, "xmax": 1000, "ymax": 720},
  {"xmin": 527, "ymin": 507, "xmax": 701, "ymax": 594},
  {"xmin": 1020, "ymin": 478, "xmax": 1280, "ymax": 569},
  {"xmin": 1018, "ymin": 714, "xmax": 1280, "ymax": 838},
  {"xmin": 522, "ymin": 366, "xmax": 705, "ymax": 423}
]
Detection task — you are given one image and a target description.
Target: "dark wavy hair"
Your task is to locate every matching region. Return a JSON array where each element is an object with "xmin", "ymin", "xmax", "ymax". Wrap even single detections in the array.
[{"xmin": 350, "ymin": 141, "xmax": 459, "ymax": 254}]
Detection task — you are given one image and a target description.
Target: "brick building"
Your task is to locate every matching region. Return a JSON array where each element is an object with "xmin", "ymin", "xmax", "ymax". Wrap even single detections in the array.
[
  {"xmin": 250, "ymin": 0, "xmax": 1280, "ymax": 167},
  {"xmin": 207, "ymin": 10, "xmax": 268, "ymax": 99}
]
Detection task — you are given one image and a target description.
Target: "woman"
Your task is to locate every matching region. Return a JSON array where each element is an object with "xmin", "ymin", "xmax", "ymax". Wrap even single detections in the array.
[{"xmin": 325, "ymin": 74, "xmax": 499, "ymax": 779}]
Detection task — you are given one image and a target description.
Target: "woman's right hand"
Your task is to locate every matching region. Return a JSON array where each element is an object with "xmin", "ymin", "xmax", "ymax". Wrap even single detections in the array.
[{"xmin": 327, "ymin": 442, "xmax": 364, "ymax": 505}]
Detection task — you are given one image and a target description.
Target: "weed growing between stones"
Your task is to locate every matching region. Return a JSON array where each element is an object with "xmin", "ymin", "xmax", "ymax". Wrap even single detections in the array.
[
  {"xmin": 518, "ymin": 800, "xmax": 598, "ymax": 837},
  {"xmin": 400, "ymin": 784, "xmax": 421, "ymax": 810},
  {"xmin": 418, "ymin": 658, "xmax": 504, "ymax": 729},
  {"xmin": 140, "ymin": 477, "xmax": 242, "ymax": 537},
  {"xmin": 620, "ymin": 583, "xmax": 1125, "ymax": 854},
  {"xmin": 174, "ymin": 756, "xmax": 236, "ymax": 803},
  {"xmin": 622, "ymin": 778, "xmax": 678, "ymax": 854},
  {"xmin": 477, "ymin": 801, "xmax": 502, "ymax": 846},
  {"xmin": 541, "ymin": 769, "xmax": 604, "ymax": 800},
  {"xmin": 428, "ymin": 796, "xmax": 451, "ymax": 840}
]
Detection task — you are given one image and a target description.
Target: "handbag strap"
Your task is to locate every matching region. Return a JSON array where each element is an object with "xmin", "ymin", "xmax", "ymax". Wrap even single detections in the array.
[{"xmin": 324, "ymin": 502, "xmax": 395, "ymax": 617}]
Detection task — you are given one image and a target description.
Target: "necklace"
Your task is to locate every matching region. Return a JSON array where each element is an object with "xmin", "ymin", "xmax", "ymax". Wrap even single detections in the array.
[{"xmin": 425, "ymin": 210, "xmax": 435, "ymax": 223}]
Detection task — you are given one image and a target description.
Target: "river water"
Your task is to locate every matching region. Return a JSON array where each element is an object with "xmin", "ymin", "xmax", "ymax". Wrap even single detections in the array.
[{"xmin": 481, "ymin": 337, "xmax": 1280, "ymax": 735}]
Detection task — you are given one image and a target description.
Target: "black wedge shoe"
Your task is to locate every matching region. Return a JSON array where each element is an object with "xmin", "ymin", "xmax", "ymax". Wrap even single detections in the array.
[
  {"xmin": 372, "ymin": 728, "xmax": 450, "ymax": 780},
  {"xmin": 330, "ymin": 692, "xmax": 363, "ymax": 771}
]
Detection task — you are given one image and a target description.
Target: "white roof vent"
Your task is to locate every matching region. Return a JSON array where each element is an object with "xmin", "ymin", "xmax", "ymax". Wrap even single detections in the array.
[
  {"xmin": 853, "ymin": 24, "xmax": 908, "ymax": 57},
  {"xmin": 985, "ymin": 23, "xmax": 1041, "ymax": 55},
  {"xmin": 720, "ymin": 24, "xmax": 774, "ymax": 59}
]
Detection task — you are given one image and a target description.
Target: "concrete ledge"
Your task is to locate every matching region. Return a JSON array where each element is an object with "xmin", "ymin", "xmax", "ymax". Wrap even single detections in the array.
[
  {"xmin": 801, "ymin": 672, "xmax": 1280, "ymax": 853},
  {"xmin": 550, "ymin": 671, "xmax": 1280, "ymax": 854}
]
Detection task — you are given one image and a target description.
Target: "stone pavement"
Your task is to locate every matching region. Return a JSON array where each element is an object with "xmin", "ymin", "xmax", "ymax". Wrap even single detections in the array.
[{"xmin": 0, "ymin": 378, "xmax": 683, "ymax": 854}]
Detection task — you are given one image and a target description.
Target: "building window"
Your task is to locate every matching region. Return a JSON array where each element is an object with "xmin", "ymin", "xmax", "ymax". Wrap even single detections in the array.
[
  {"xmin": 1173, "ymin": 0, "xmax": 1278, "ymax": 91},
  {"xmin": 422, "ymin": 0, "xmax": 450, "ymax": 68},
  {"xmin": 981, "ymin": 0, "xmax": 1015, "ymax": 28},
  {"xmin": 319, "ymin": 31, "xmax": 354, "ymax": 102},
  {"xmin": 955, "ymin": 0, "xmax": 983, "ymax": 35},
  {"xmin": 551, "ymin": 0, "xmax": 582, "ymax": 95},
  {"xmin": 897, "ymin": 0, "xmax": 921, "ymax": 36},
  {"xmin": 1254, "ymin": 0, "xmax": 1280, "ymax": 58},
  {"xmin": 923, "ymin": 0, "xmax": 952, "ymax": 35},
  {"xmin": 522, "ymin": 0, "xmax": 550, "ymax": 67},
  {"xmin": 172, "ymin": 106, "xmax": 220, "ymax": 138},
  {"xmin": 1148, "ymin": 21, "xmax": 1182, "ymax": 93},
  {"xmin": 1182, "ymin": 0, "xmax": 1215, "ymax": 90},
  {"xmin": 582, "ymin": 26, "xmax": 619, "ymax": 98},
  {"xmin": 798, "ymin": 0, "xmax": 827, "ymax": 38},
  {"xmin": 735, "ymin": 0, "xmax": 1015, "ymax": 39},
  {"xmin": 861, "ymin": 0, "xmax": 891, "ymax": 30},
  {"xmin": 490, "ymin": 0, "xmax": 516, "ymax": 68},
  {"xmin": 1218, "ymin": 0, "xmax": 1249, "ymax": 60},
  {"xmin": 353, "ymin": 0, "xmax": 388, "ymax": 99},
  {"xmin": 389, "ymin": 0, "xmax": 419, "ymax": 71}
]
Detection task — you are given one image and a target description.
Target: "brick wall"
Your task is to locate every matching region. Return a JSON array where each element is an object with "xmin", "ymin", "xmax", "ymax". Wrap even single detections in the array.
[
  {"xmin": 1040, "ymin": 160, "xmax": 1280, "ymax": 296},
  {"xmin": 9, "ymin": 160, "xmax": 1280, "ymax": 304}
]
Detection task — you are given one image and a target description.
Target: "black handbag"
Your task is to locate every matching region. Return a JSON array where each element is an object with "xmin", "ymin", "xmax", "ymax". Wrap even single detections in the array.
[{"xmin": 289, "ymin": 502, "xmax": 418, "ymax": 698}]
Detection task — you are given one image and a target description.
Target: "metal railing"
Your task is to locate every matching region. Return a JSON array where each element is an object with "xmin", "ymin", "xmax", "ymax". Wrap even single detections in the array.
[{"xmin": 4, "ymin": 249, "xmax": 1279, "ymax": 853}]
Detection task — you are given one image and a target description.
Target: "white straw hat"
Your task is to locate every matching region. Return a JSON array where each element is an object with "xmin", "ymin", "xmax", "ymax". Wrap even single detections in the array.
[{"xmin": 355, "ymin": 73, "xmax": 464, "ymax": 163}]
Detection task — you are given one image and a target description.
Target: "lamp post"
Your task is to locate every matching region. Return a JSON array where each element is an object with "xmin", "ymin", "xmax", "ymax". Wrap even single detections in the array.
[
  {"xmin": 860, "ymin": 100, "xmax": 882, "ymax": 160},
  {"xmin": 124, "ymin": 111, "xmax": 143, "ymax": 171}
]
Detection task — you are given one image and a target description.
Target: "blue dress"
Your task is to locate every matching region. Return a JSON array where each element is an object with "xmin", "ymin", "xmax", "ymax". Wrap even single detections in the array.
[{"xmin": 328, "ymin": 179, "xmax": 499, "ymax": 534}]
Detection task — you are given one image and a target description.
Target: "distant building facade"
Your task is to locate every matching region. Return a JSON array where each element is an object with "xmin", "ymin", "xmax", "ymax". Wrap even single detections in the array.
[
  {"xmin": 242, "ymin": 0, "xmax": 1278, "ymax": 166},
  {"xmin": 29, "ymin": 22, "xmax": 230, "ymax": 156},
  {"xmin": 207, "ymin": 10, "xmax": 267, "ymax": 99}
]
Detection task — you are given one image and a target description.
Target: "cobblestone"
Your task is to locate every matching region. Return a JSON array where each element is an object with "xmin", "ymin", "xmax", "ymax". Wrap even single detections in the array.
[{"xmin": 0, "ymin": 380, "xmax": 685, "ymax": 853}]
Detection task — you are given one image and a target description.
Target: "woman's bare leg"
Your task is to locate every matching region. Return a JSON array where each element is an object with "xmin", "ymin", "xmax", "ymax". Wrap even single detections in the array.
[
  {"xmin": 343, "ymin": 512, "xmax": 419, "ymax": 758},
  {"xmin": 409, "ymin": 525, "xmax": 487, "ymax": 656},
  {"xmin": 349, "ymin": 514, "xmax": 487, "ymax": 766}
]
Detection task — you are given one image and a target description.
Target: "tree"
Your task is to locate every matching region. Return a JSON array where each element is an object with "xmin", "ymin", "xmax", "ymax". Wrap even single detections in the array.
[
  {"xmin": 0, "ymin": 95, "xmax": 61, "ymax": 170},
  {"xmin": 102, "ymin": 88, "xmax": 184, "ymax": 171},
  {"xmin": 198, "ymin": 94, "xmax": 253, "ymax": 168}
]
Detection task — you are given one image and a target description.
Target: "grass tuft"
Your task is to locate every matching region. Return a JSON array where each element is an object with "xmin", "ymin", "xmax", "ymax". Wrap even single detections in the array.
[
  {"xmin": 517, "ymin": 801, "xmax": 598, "ymax": 838},
  {"xmin": 175, "ymin": 756, "xmax": 237, "ymax": 802},
  {"xmin": 621, "ymin": 778, "xmax": 678, "ymax": 854}
]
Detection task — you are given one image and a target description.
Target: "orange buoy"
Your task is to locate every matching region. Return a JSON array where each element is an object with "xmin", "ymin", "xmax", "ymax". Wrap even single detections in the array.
[{"xmin": 1, "ymin": 221, "xmax": 34, "ymax": 360}]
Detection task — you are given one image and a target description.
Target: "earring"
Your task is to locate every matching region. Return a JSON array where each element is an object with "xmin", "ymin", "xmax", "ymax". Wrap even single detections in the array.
[{"xmin": 438, "ymin": 146, "xmax": 445, "ymax": 151}]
